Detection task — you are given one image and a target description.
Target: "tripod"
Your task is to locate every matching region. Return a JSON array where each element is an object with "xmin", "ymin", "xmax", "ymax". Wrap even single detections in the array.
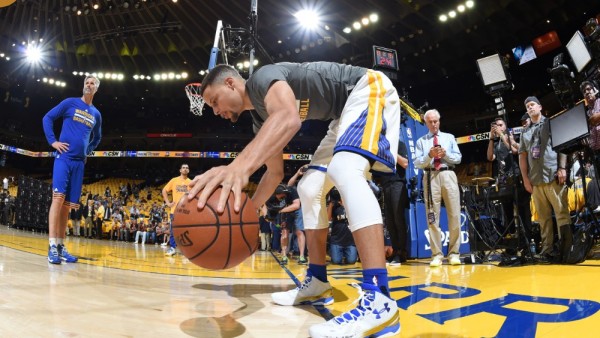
[{"xmin": 483, "ymin": 109, "xmax": 534, "ymax": 263}]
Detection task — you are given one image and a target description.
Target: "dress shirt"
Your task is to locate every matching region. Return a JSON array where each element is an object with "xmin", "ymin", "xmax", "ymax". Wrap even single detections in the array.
[{"xmin": 414, "ymin": 131, "xmax": 462, "ymax": 169}]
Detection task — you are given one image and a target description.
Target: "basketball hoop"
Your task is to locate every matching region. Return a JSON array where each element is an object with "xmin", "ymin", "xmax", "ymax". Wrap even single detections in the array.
[{"xmin": 185, "ymin": 83, "xmax": 205, "ymax": 116}]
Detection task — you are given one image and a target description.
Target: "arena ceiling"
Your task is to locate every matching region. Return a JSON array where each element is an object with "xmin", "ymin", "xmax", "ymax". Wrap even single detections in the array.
[{"xmin": 0, "ymin": 0, "xmax": 599, "ymax": 133}]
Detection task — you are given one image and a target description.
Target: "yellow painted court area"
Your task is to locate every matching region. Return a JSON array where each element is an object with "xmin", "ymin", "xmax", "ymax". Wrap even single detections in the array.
[{"xmin": 1, "ymin": 226, "xmax": 600, "ymax": 337}]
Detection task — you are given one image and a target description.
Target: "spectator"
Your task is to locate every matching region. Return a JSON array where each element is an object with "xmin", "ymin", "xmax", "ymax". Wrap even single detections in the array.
[
  {"xmin": 134, "ymin": 219, "xmax": 148, "ymax": 245},
  {"xmin": 259, "ymin": 205, "xmax": 272, "ymax": 251},
  {"xmin": 69, "ymin": 199, "xmax": 84, "ymax": 237},
  {"xmin": 519, "ymin": 96, "xmax": 570, "ymax": 259},
  {"xmin": 414, "ymin": 109, "xmax": 463, "ymax": 267},
  {"xmin": 327, "ymin": 190, "xmax": 357, "ymax": 265}
]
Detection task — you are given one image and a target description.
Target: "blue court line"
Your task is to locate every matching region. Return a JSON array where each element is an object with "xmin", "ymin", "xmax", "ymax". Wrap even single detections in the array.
[{"xmin": 270, "ymin": 251, "xmax": 335, "ymax": 320}]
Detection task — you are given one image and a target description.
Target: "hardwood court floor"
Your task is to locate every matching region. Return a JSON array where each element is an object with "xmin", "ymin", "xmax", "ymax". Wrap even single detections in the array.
[{"xmin": 1, "ymin": 225, "xmax": 599, "ymax": 338}]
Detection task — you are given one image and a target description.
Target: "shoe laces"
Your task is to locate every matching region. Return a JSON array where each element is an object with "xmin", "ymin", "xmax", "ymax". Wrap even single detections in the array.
[
  {"xmin": 49, "ymin": 245, "xmax": 59, "ymax": 256},
  {"xmin": 297, "ymin": 276, "xmax": 314, "ymax": 291},
  {"xmin": 333, "ymin": 283, "xmax": 376, "ymax": 325},
  {"xmin": 59, "ymin": 245, "xmax": 70, "ymax": 255}
]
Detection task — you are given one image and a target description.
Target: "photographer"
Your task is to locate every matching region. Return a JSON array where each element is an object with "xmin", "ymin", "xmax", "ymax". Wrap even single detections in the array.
[
  {"xmin": 327, "ymin": 188, "xmax": 357, "ymax": 265},
  {"xmin": 487, "ymin": 117, "xmax": 519, "ymax": 181},
  {"xmin": 487, "ymin": 117, "xmax": 532, "ymax": 239},
  {"xmin": 581, "ymin": 81, "xmax": 600, "ymax": 173},
  {"xmin": 266, "ymin": 184, "xmax": 300, "ymax": 265}
]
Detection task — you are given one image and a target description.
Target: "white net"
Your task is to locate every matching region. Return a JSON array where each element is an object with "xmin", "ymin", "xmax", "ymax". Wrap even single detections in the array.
[{"xmin": 185, "ymin": 83, "xmax": 205, "ymax": 116}]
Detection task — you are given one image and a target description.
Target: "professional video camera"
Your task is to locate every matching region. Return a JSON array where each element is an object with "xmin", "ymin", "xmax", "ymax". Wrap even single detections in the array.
[
  {"xmin": 549, "ymin": 53, "xmax": 578, "ymax": 109},
  {"xmin": 264, "ymin": 184, "xmax": 289, "ymax": 222}
]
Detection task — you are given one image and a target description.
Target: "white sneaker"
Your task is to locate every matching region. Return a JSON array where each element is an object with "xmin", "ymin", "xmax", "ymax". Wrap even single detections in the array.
[
  {"xmin": 430, "ymin": 255, "xmax": 443, "ymax": 267},
  {"xmin": 308, "ymin": 283, "xmax": 400, "ymax": 338},
  {"xmin": 160, "ymin": 242, "xmax": 167, "ymax": 247},
  {"xmin": 165, "ymin": 247, "xmax": 176, "ymax": 256},
  {"xmin": 271, "ymin": 276, "xmax": 334, "ymax": 306},
  {"xmin": 449, "ymin": 254, "xmax": 461, "ymax": 266}
]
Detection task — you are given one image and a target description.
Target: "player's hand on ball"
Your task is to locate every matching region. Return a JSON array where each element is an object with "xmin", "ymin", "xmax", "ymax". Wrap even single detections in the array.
[{"xmin": 188, "ymin": 163, "xmax": 249, "ymax": 213}]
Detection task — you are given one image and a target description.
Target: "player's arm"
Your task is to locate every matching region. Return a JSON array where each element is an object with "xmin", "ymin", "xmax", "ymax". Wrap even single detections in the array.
[
  {"xmin": 87, "ymin": 114, "xmax": 102, "ymax": 155},
  {"xmin": 251, "ymin": 151, "xmax": 285, "ymax": 210},
  {"xmin": 190, "ymin": 81, "xmax": 301, "ymax": 212},
  {"xmin": 162, "ymin": 180, "xmax": 173, "ymax": 208},
  {"xmin": 42, "ymin": 100, "xmax": 70, "ymax": 153}
]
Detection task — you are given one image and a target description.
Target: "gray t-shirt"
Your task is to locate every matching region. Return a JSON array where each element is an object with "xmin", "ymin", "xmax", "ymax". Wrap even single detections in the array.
[
  {"xmin": 245, "ymin": 62, "xmax": 367, "ymax": 132},
  {"xmin": 519, "ymin": 116, "xmax": 558, "ymax": 185}
]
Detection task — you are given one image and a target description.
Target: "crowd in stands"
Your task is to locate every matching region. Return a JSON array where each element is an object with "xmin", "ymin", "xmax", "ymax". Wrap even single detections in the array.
[{"xmin": 61, "ymin": 178, "xmax": 173, "ymax": 245}]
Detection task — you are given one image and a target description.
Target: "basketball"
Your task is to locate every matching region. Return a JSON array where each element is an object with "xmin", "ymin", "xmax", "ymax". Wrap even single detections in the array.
[{"xmin": 172, "ymin": 188, "xmax": 260, "ymax": 270}]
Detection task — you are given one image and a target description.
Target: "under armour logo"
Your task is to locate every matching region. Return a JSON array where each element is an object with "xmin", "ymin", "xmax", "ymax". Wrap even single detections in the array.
[{"xmin": 372, "ymin": 303, "xmax": 392, "ymax": 319}]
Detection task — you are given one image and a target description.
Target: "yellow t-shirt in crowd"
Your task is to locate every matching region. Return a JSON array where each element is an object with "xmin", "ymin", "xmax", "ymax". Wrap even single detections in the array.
[
  {"xmin": 164, "ymin": 176, "xmax": 192, "ymax": 214},
  {"xmin": 568, "ymin": 177, "xmax": 592, "ymax": 213}
]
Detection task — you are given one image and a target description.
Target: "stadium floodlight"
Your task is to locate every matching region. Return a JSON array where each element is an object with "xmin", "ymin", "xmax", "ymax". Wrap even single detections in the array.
[
  {"xmin": 294, "ymin": 9, "xmax": 320, "ymax": 30},
  {"xmin": 25, "ymin": 45, "xmax": 42, "ymax": 63}
]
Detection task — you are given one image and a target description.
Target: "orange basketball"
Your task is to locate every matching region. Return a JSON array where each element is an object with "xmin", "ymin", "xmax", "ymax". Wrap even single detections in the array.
[{"xmin": 172, "ymin": 188, "xmax": 259, "ymax": 270}]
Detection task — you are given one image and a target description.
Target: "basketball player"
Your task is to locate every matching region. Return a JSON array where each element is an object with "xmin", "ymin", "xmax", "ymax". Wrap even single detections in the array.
[
  {"xmin": 42, "ymin": 75, "xmax": 102, "ymax": 264},
  {"xmin": 188, "ymin": 63, "xmax": 401, "ymax": 338},
  {"xmin": 162, "ymin": 163, "xmax": 191, "ymax": 256}
]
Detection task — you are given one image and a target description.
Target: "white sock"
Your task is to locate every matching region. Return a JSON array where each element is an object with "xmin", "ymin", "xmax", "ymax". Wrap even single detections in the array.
[
  {"xmin": 49, "ymin": 238, "xmax": 57, "ymax": 246},
  {"xmin": 57, "ymin": 238, "xmax": 64, "ymax": 245}
]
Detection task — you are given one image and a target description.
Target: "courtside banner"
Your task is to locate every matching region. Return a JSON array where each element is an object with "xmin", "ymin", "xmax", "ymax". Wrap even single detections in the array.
[
  {"xmin": 0, "ymin": 144, "xmax": 312, "ymax": 160},
  {"xmin": 456, "ymin": 127, "xmax": 523, "ymax": 145}
]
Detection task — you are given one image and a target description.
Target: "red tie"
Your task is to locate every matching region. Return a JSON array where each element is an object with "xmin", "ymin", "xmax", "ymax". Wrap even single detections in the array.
[{"xmin": 433, "ymin": 134, "xmax": 442, "ymax": 170}]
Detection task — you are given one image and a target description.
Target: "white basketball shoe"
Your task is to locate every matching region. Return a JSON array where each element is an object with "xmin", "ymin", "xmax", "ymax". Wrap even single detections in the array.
[
  {"xmin": 271, "ymin": 275, "xmax": 334, "ymax": 306},
  {"xmin": 308, "ymin": 283, "xmax": 400, "ymax": 338}
]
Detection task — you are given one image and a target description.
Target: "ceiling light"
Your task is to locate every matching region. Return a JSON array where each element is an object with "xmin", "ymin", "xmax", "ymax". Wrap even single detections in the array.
[
  {"xmin": 294, "ymin": 9, "xmax": 320, "ymax": 30},
  {"xmin": 369, "ymin": 13, "xmax": 379, "ymax": 23},
  {"xmin": 457, "ymin": 5, "xmax": 466, "ymax": 12},
  {"xmin": 439, "ymin": 14, "xmax": 448, "ymax": 22},
  {"xmin": 466, "ymin": 0, "xmax": 474, "ymax": 8},
  {"xmin": 72, "ymin": 71, "xmax": 77, "ymax": 75},
  {"xmin": 25, "ymin": 45, "xmax": 42, "ymax": 63},
  {"xmin": 133, "ymin": 75, "xmax": 139, "ymax": 80},
  {"xmin": 343, "ymin": 27, "xmax": 351, "ymax": 34},
  {"xmin": 361, "ymin": 18, "xmax": 370, "ymax": 25},
  {"xmin": 93, "ymin": 4, "xmax": 99, "ymax": 10},
  {"xmin": 448, "ymin": 11, "xmax": 457, "ymax": 18},
  {"xmin": 352, "ymin": 21, "xmax": 361, "ymax": 30},
  {"xmin": 181, "ymin": 72, "xmax": 188, "ymax": 78}
]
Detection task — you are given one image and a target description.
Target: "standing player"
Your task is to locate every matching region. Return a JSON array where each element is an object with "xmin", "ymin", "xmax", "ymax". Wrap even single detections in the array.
[
  {"xmin": 162, "ymin": 164, "xmax": 191, "ymax": 256},
  {"xmin": 42, "ymin": 75, "xmax": 102, "ymax": 264},
  {"xmin": 188, "ymin": 62, "xmax": 401, "ymax": 338}
]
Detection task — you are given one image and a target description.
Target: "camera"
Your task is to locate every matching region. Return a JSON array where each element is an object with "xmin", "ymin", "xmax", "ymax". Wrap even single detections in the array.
[{"xmin": 265, "ymin": 195, "xmax": 286, "ymax": 221}]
